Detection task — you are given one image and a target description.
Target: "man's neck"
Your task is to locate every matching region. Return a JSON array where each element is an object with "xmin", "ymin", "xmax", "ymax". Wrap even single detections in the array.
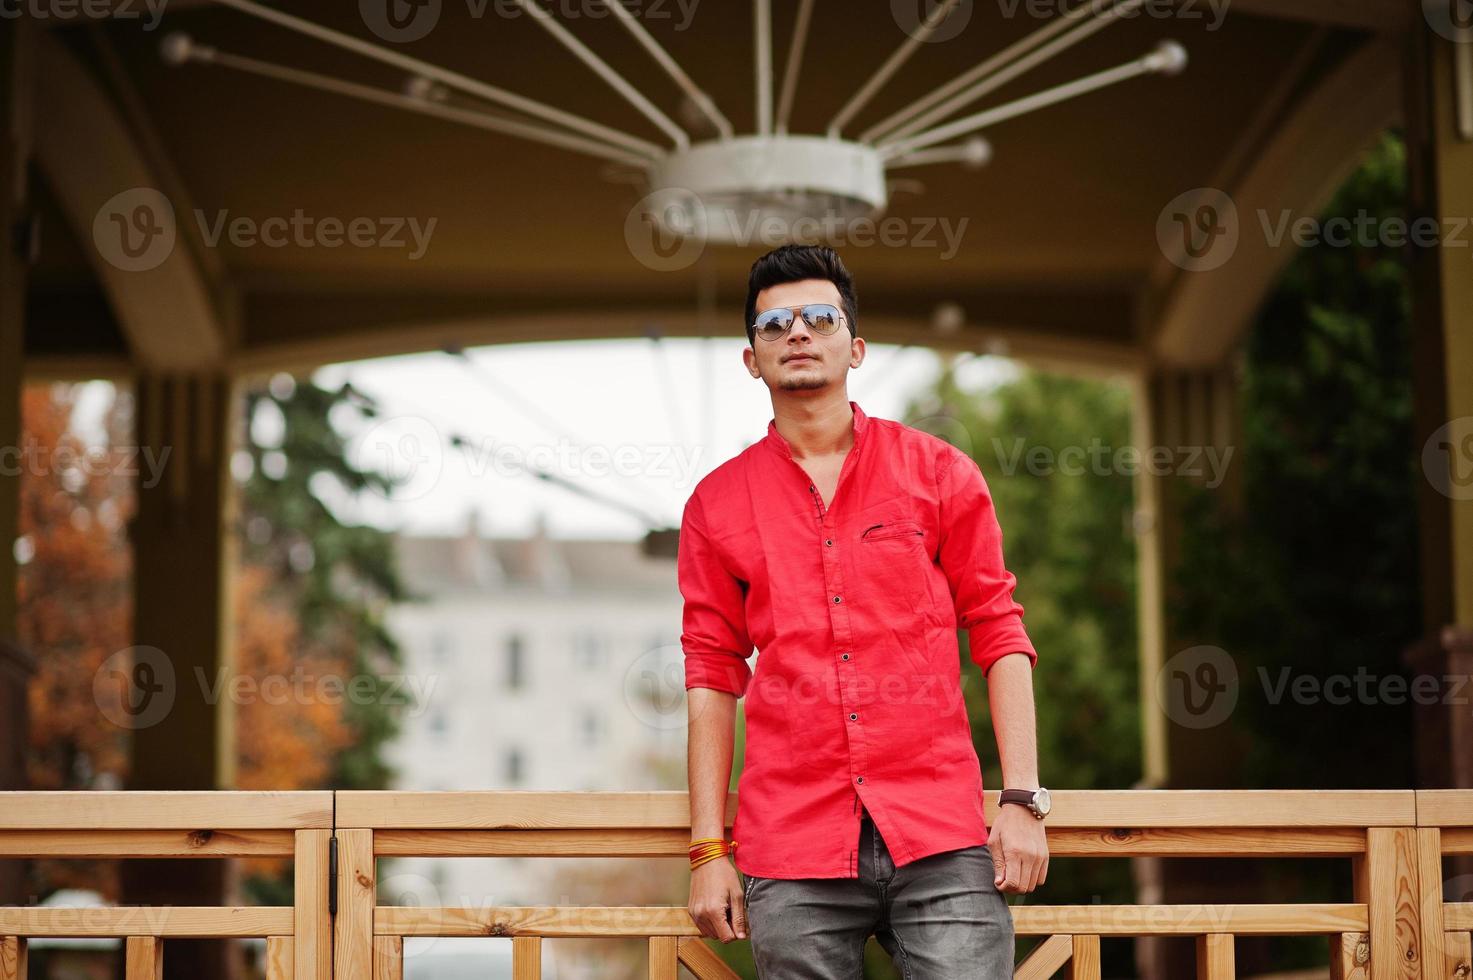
[{"xmin": 772, "ymin": 395, "xmax": 855, "ymax": 460}]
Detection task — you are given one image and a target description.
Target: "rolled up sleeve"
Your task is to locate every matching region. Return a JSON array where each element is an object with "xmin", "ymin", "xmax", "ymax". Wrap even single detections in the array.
[
  {"xmin": 678, "ymin": 493, "xmax": 755, "ymax": 697},
  {"xmin": 935, "ymin": 451, "xmax": 1037, "ymax": 676}
]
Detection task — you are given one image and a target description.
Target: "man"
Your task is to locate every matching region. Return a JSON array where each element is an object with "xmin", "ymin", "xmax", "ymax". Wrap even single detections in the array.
[{"xmin": 679, "ymin": 243, "xmax": 1048, "ymax": 978}]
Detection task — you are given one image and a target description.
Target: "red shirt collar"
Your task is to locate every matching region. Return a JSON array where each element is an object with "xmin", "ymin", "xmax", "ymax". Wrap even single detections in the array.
[{"xmin": 764, "ymin": 400, "xmax": 869, "ymax": 461}]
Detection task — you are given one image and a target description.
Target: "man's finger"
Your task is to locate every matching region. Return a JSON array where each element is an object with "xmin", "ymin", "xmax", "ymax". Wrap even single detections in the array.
[
  {"xmin": 989, "ymin": 841, "xmax": 1005, "ymax": 887},
  {"xmin": 731, "ymin": 887, "xmax": 749, "ymax": 940}
]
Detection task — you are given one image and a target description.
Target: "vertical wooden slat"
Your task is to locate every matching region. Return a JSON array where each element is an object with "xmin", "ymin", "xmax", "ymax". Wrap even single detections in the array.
[
  {"xmin": 513, "ymin": 936, "xmax": 542, "ymax": 980},
  {"xmin": 1328, "ymin": 932, "xmax": 1370, "ymax": 980},
  {"xmin": 0, "ymin": 937, "xmax": 26, "ymax": 980},
  {"xmin": 1443, "ymin": 929, "xmax": 1472, "ymax": 980},
  {"xmin": 1195, "ymin": 933, "xmax": 1234, "ymax": 980},
  {"xmin": 1417, "ymin": 828, "xmax": 1449, "ymax": 980},
  {"xmin": 265, "ymin": 935, "xmax": 293, "ymax": 980},
  {"xmin": 648, "ymin": 936, "xmax": 678, "ymax": 980},
  {"xmin": 1067, "ymin": 934, "xmax": 1100, "ymax": 980},
  {"xmin": 1358, "ymin": 828, "xmax": 1422, "ymax": 980},
  {"xmin": 125, "ymin": 936, "xmax": 163, "ymax": 980},
  {"xmin": 294, "ymin": 829, "xmax": 332, "ymax": 980},
  {"xmin": 373, "ymin": 935, "xmax": 403, "ymax": 980},
  {"xmin": 334, "ymin": 829, "xmax": 376, "ymax": 980}
]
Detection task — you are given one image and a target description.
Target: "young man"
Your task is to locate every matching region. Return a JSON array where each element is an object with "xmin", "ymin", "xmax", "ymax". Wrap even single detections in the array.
[{"xmin": 679, "ymin": 244, "xmax": 1048, "ymax": 978}]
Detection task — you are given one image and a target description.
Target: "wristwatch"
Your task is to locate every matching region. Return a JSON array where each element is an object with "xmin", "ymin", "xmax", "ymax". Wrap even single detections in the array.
[{"xmin": 999, "ymin": 787, "xmax": 1051, "ymax": 819}]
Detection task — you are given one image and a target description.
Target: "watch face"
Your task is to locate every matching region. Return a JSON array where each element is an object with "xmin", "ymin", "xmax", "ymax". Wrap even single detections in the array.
[{"xmin": 1034, "ymin": 788, "xmax": 1052, "ymax": 815}]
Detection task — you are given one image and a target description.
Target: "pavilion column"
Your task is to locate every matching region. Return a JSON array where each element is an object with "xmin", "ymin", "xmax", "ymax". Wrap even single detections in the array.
[
  {"xmin": 0, "ymin": 21, "xmax": 35, "ymax": 909},
  {"xmin": 1132, "ymin": 365, "xmax": 1253, "ymax": 980},
  {"xmin": 1402, "ymin": 14, "xmax": 1473, "ymax": 892},
  {"xmin": 119, "ymin": 371, "xmax": 240, "ymax": 980}
]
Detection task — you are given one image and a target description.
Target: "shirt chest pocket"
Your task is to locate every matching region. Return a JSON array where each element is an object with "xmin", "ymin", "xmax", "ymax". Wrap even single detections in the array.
[{"xmin": 857, "ymin": 518, "xmax": 932, "ymax": 608}]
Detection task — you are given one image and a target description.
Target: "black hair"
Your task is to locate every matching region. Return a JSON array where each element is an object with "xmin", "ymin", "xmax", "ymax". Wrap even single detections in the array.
[{"xmin": 743, "ymin": 244, "xmax": 858, "ymax": 346}]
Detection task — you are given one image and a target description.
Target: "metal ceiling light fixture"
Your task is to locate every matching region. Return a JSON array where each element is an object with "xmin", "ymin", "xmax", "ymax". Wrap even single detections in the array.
[{"xmin": 162, "ymin": 0, "xmax": 1187, "ymax": 244}]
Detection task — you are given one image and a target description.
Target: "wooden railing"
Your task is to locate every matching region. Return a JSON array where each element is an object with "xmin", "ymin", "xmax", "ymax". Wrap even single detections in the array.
[
  {"xmin": 0, "ymin": 791, "xmax": 334, "ymax": 980},
  {"xmin": 1416, "ymin": 790, "xmax": 1473, "ymax": 980},
  {"xmin": 1, "ymin": 789, "xmax": 1471, "ymax": 979}
]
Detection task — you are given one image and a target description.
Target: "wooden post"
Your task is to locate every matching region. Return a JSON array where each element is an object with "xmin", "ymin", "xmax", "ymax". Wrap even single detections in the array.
[
  {"xmin": 1068, "ymin": 934, "xmax": 1101, "ymax": 980},
  {"xmin": 1356, "ymin": 828, "xmax": 1421, "ymax": 980},
  {"xmin": 512, "ymin": 936, "xmax": 541, "ymax": 980},
  {"xmin": 0, "ymin": 937, "xmax": 26, "ymax": 980},
  {"xmin": 125, "ymin": 937, "xmax": 164, "ymax": 980},
  {"xmin": 1196, "ymin": 933, "xmax": 1234, "ymax": 980},
  {"xmin": 648, "ymin": 936, "xmax": 679, "ymax": 980},
  {"xmin": 334, "ymin": 829, "xmax": 375, "ymax": 980},
  {"xmin": 1328, "ymin": 932, "xmax": 1369, "ymax": 980},
  {"xmin": 294, "ymin": 830, "xmax": 332, "ymax": 980},
  {"xmin": 372, "ymin": 935, "xmax": 402, "ymax": 980},
  {"xmin": 264, "ymin": 936, "xmax": 292, "ymax": 980}
]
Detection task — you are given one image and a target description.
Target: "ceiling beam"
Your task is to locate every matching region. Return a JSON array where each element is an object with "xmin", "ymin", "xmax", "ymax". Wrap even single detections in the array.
[
  {"xmin": 34, "ymin": 32, "xmax": 227, "ymax": 370},
  {"xmin": 1206, "ymin": 0, "xmax": 1413, "ymax": 33},
  {"xmin": 1146, "ymin": 38, "xmax": 1402, "ymax": 369}
]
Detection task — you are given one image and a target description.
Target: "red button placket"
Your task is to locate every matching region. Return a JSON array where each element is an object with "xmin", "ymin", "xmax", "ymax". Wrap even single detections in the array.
[{"xmin": 778, "ymin": 434, "xmax": 870, "ymax": 876}]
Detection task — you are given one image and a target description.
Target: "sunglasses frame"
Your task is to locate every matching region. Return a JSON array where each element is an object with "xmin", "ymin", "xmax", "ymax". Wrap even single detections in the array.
[{"xmin": 750, "ymin": 303, "xmax": 848, "ymax": 342}]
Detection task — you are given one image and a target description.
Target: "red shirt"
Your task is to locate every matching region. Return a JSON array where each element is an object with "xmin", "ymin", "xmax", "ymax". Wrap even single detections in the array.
[{"xmin": 679, "ymin": 400, "xmax": 1037, "ymax": 879}]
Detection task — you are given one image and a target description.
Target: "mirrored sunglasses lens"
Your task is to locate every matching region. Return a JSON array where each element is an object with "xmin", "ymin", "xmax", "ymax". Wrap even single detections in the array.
[
  {"xmin": 804, "ymin": 305, "xmax": 840, "ymax": 333},
  {"xmin": 756, "ymin": 310, "xmax": 793, "ymax": 339}
]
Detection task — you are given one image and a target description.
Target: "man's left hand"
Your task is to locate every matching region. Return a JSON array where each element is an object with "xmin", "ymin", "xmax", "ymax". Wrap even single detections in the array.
[{"xmin": 987, "ymin": 803, "xmax": 1049, "ymax": 894}]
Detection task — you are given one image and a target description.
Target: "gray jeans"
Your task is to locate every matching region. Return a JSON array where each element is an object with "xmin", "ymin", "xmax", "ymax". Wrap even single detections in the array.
[{"xmin": 742, "ymin": 812, "xmax": 1014, "ymax": 979}]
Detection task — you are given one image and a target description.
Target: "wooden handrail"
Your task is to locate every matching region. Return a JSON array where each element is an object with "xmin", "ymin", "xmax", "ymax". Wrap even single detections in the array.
[{"xmin": 0, "ymin": 789, "xmax": 1466, "ymax": 980}]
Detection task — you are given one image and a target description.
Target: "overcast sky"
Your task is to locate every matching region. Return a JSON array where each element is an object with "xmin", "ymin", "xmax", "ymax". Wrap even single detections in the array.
[{"xmin": 64, "ymin": 340, "xmax": 1014, "ymax": 542}]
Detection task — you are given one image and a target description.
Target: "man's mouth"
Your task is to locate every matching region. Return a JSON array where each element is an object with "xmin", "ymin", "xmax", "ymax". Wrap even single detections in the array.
[{"xmin": 785, "ymin": 353, "xmax": 817, "ymax": 363}]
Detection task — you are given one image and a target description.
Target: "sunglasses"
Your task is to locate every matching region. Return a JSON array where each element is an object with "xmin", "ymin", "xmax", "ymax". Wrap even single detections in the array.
[{"xmin": 750, "ymin": 303, "xmax": 847, "ymax": 342}]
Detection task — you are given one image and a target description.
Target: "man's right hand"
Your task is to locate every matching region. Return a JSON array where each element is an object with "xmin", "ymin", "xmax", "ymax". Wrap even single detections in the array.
[{"xmin": 688, "ymin": 859, "xmax": 748, "ymax": 943}]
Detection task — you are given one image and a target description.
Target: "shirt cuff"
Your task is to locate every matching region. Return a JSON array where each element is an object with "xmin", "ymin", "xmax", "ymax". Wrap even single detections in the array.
[
  {"xmin": 967, "ymin": 621, "xmax": 1037, "ymax": 676},
  {"xmin": 683, "ymin": 650, "xmax": 752, "ymax": 697}
]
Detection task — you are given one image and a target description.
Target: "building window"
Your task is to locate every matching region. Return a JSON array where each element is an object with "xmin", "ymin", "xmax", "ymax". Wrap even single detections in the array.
[
  {"xmin": 506, "ymin": 633, "xmax": 525, "ymax": 690},
  {"xmin": 573, "ymin": 631, "xmax": 605, "ymax": 669},
  {"xmin": 505, "ymin": 747, "xmax": 524, "ymax": 785},
  {"xmin": 428, "ymin": 709, "xmax": 449, "ymax": 741},
  {"xmin": 431, "ymin": 631, "xmax": 454, "ymax": 665},
  {"xmin": 579, "ymin": 707, "xmax": 604, "ymax": 746}
]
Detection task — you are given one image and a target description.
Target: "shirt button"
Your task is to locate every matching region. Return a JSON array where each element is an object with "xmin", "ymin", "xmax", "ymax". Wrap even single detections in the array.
[
  {"xmin": 856, "ymin": 776, "xmax": 864, "ymax": 784},
  {"xmin": 825, "ymin": 538, "xmax": 833, "ymax": 546},
  {"xmin": 841, "ymin": 653, "xmax": 850, "ymax": 661},
  {"xmin": 849, "ymin": 713, "xmax": 858, "ymax": 721},
  {"xmin": 833, "ymin": 595, "xmax": 842, "ymax": 604}
]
